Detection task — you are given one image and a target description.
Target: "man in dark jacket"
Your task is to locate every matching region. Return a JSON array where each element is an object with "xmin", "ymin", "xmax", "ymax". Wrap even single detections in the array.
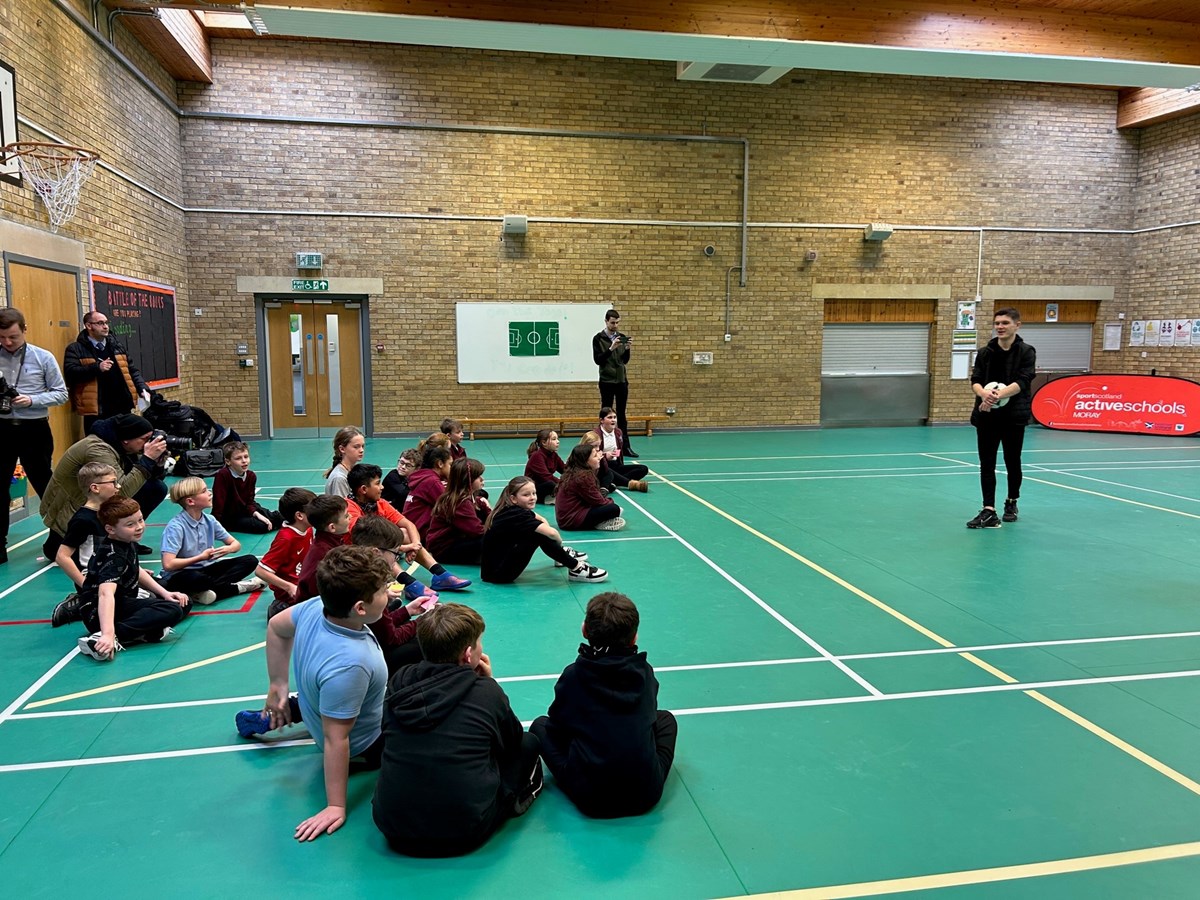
[
  {"xmin": 591, "ymin": 308, "xmax": 639, "ymax": 457},
  {"xmin": 372, "ymin": 603, "xmax": 542, "ymax": 857},
  {"xmin": 63, "ymin": 310, "xmax": 149, "ymax": 435},
  {"xmin": 967, "ymin": 307, "xmax": 1037, "ymax": 529},
  {"xmin": 531, "ymin": 592, "xmax": 677, "ymax": 817}
]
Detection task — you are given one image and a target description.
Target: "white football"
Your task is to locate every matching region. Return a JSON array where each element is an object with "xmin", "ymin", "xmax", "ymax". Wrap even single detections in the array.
[{"xmin": 983, "ymin": 382, "xmax": 1010, "ymax": 407}]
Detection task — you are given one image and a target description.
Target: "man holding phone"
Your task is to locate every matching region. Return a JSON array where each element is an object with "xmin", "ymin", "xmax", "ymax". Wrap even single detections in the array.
[{"xmin": 592, "ymin": 309, "xmax": 639, "ymax": 458}]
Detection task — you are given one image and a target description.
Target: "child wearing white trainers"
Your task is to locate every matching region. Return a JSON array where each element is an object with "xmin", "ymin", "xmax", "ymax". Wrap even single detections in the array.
[
  {"xmin": 159, "ymin": 477, "xmax": 265, "ymax": 605},
  {"xmin": 481, "ymin": 477, "xmax": 606, "ymax": 584},
  {"xmin": 555, "ymin": 444, "xmax": 625, "ymax": 532},
  {"xmin": 73, "ymin": 497, "xmax": 191, "ymax": 661}
]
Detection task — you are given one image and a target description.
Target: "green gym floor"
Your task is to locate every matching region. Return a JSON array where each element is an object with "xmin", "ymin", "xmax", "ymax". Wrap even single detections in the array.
[{"xmin": 2, "ymin": 427, "xmax": 1199, "ymax": 899}]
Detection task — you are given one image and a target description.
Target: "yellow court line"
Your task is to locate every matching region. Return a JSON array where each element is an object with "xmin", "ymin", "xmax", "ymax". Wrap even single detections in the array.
[
  {"xmin": 653, "ymin": 470, "xmax": 1200, "ymax": 799},
  {"xmin": 1026, "ymin": 475, "xmax": 1200, "ymax": 519},
  {"xmin": 24, "ymin": 642, "xmax": 266, "ymax": 709},
  {"xmin": 730, "ymin": 839, "xmax": 1200, "ymax": 899}
]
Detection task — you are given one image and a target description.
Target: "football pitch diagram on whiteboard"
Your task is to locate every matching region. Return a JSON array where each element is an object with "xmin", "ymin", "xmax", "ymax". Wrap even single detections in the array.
[{"xmin": 456, "ymin": 303, "xmax": 611, "ymax": 383}]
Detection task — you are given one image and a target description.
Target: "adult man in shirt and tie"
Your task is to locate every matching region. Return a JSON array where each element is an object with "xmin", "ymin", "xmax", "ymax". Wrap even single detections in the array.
[
  {"xmin": 63, "ymin": 309, "xmax": 149, "ymax": 435},
  {"xmin": 0, "ymin": 307, "xmax": 68, "ymax": 565}
]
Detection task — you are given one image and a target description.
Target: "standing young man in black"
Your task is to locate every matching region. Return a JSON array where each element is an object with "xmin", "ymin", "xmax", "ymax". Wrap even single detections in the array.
[
  {"xmin": 967, "ymin": 307, "xmax": 1037, "ymax": 529},
  {"xmin": 592, "ymin": 309, "xmax": 639, "ymax": 458}
]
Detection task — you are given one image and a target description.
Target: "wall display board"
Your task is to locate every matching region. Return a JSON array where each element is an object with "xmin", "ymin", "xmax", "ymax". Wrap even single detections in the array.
[
  {"xmin": 455, "ymin": 302, "xmax": 612, "ymax": 383},
  {"xmin": 1032, "ymin": 374, "xmax": 1200, "ymax": 436},
  {"xmin": 88, "ymin": 270, "xmax": 180, "ymax": 388}
]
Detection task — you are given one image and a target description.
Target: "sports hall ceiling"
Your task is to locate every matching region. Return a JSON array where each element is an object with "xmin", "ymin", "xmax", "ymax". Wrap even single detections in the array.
[{"xmin": 107, "ymin": 1, "xmax": 1200, "ymax": 123}]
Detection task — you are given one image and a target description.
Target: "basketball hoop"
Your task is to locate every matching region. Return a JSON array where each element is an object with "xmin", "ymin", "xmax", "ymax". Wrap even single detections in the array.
[{"xmin": 2, "ymin": 141, "xmax": 100, "ymax": 232}]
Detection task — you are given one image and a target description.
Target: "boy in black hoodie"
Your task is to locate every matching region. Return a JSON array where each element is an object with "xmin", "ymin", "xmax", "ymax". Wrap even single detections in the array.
[
  {"xmin": 530, "ymin": 592, "xmax": 677, "ymax": 818},
  {"xmin": 372, "ymin": 603, "xmax": 543, "ymax": 856}
]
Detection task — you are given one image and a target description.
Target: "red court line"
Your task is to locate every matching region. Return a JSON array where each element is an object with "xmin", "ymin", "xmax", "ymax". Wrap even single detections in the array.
[{"xmin": 0, "ymin": 592, "xmax": 263, "ymax": 626}]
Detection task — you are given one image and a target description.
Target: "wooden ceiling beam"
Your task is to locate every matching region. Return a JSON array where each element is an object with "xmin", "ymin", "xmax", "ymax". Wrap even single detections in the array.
[
  {"xmin": 1117, "ymin": 87, "xmax": 1200, "ymax": 128},
  {"xmin": 190, "ymin": 0, "xmax": 1200, "ymax": 66}
]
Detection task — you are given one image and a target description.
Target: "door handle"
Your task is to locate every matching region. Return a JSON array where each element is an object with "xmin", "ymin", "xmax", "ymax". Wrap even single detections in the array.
[
  {"xmin": 316, "ymin": 333, "xmax": 326, "ymax": 375},
  {"xmin": 305, "ymin": 334, "xmax": 314, "ymax": 372}
]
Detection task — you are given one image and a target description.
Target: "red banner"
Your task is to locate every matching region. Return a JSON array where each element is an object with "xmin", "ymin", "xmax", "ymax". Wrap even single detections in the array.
[{"xmin": 1032, "ymin": 374, "xmax": 1200, "ymax": 436}]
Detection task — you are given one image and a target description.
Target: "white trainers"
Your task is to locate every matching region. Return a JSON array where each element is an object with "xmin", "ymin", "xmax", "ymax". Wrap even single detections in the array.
[
  {"xmin": 236, "ymin": 576, "xmax": 267, "ymax": 594},
  {"xmin": 191, "ymin": 590, "xmax": 219, "ymax": 605},
  {"xmin": 77, "ymin": 632, "xmax": 123, "ymax": 661},
  {"xmin": 554, "ymin": 547, "xmax": 590, "ymax": 568},
  {"xmin": 568, "ymin": 562, "xmax": 608, "ymax": 583},
  {"xmin": 595, "ymin": 517, "xmax": 626, "ymax": 532}
]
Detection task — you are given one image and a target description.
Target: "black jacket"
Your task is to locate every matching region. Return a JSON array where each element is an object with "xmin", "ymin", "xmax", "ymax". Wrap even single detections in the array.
[
  {"xmin": 372, "ymin": 660, "xmax": 526, "ymax": 853},
  {"xmin": 536, "ymin": 643, "xmax": 667, "ymax": 816},
  {"xmin": 970, "ymin": 334, "xmax": 1037, "ymax": 425}
]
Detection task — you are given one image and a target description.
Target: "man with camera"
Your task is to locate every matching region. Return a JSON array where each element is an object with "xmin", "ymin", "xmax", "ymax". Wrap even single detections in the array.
[
  {"xmin": 0, "ymin": 308, "xmax": 68, "ymax": 565},
  {"xmin": 40, "ymin": 413, "xmax": 170, "ymax": 560},
  {"xmin": 63, "ymin": 310, "xmax": 150, "ymax": 436},
  {"xmin": 592, "ymin": 308, "xmax": 639, "ymax": 458}
]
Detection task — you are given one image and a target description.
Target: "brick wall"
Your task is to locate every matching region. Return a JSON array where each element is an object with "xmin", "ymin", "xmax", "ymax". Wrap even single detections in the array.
[{"xmin": 6, "ymin": 15, "xmax": 1194, "ymax": 434}]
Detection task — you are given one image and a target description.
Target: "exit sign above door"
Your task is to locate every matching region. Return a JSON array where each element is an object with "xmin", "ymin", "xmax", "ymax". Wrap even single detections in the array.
[{"xmin": 292, "ymin": 279, "xmax": 329, "ymax": 291}]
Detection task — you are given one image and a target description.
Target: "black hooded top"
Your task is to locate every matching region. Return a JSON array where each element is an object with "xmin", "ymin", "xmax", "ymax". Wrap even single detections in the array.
[{"xmin": 371, "ymin": 660, "xmax": 525, "ymax": 851}]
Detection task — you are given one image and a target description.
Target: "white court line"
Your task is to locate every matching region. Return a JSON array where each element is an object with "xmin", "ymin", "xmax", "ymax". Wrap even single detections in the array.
[
  {"xmin": 0, "ymin": 649, "xmax": 80, "ymax": 727},
  {"xmin": 0, "ymin": 738, "xmax": 316, "ymax": 773},
  {"xmin": 1024, "ymin": 475, "xmax": 1200, "ymax": 520},
  {"xmin": 9, "ymin": 667, "xmax": 1199, "ymax": 773},
  {"xmin": 565, "ymin": 535, "xmax": 676, "ymax": 544},
  {"xmin": 16, "ymin": 626, "xmax": 1200, "ymax": 711},
  {"xmin": 6, "ymin": 528, "xmax": 49, "ymax": 551},
  {"xmin": 1030, "ymin": 467, "xmax": 1200, "ymax": 504},
  {"xmin": 670, "ymin": 471, "xmax": 974, "ymax": 485},
  {"xmin": 617, "ymin": 491, "xmax": 883, "ymax": 697},
  {"xmin": 0, "ymin": 563, "xmax": 56, "ymax": 601},
  {"xmin": 922, "ymin": 453, "xmax": 976, "ymax": 467},
  {"xmin": 654, "ymin": 463, "xmax": 972, "ymax": 478}
]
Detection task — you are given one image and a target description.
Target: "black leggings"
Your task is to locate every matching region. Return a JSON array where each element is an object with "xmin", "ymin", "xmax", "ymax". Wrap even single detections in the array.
[
  {"xmin": 975, "ymin": 418, "xmax": 1026, "ymax": 508},
  {"xmin": 482, "ymin": 532, "xmax": 577, "ymax": 583},
  {"xmin": 161, "ymin": 554, "xmax": 260, "ymax": 600},
  {"xmin": 578, "ymin": 504, "xmax": 621, "ymax": 530},
  {"xmin": 611, "ymin": 461, "xmax": 648, "ymax": 482},
  {"xmin": 533, "ymin": 479, "xmax": 557, "ymax": 503},
  {"xmin": 433, "ymin": 535, "xmax": 483, "ymax": 565},
  {"xmin": 83, "ymin": 594, "xmax": 191, "ymax": 644},
  {"xmin": 219, "ymin": 510, "xmax": 284, "ymax": 534}
]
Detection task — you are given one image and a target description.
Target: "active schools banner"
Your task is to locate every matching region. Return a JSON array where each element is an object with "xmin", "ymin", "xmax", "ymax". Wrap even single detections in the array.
[{"xmin": 1032, "ymin": 374, "xmax": 1200, "ymax": 436}]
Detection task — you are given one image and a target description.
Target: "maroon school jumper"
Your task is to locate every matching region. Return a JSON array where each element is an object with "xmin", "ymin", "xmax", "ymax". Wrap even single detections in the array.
[
  {"xmin": 427, "ymin": 497, "xmax": 487, "ymax": 558},
  {"xmin": 524, "ymin": 447, "xmax": 565, "ymax": 490},
  {"xmin": 555, "ymin": 473, "xmax": 617, "ymax": 530},
  {"xmin": 403, "ymin": 468, "xmax": 446, "ymax": 539}
]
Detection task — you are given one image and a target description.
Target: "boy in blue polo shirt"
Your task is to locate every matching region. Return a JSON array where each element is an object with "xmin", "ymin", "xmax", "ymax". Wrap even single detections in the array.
[{"xmin": 159, "ymin": 476, "xmax": 263, "ymax": 605}]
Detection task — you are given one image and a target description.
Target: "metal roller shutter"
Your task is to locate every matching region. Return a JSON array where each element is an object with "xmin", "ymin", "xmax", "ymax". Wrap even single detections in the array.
[
  {"xmin": 1011, "ymin": 324, "xmax": 1092, "ymax": 370},
  {"xmin": 821, "ymin": 324, "xmax": 930, "ymax": 376}
]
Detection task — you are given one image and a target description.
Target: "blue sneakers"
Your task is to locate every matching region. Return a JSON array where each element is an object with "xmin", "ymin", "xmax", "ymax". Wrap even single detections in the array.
[
  {"xmin": 430, "ymin": 571, "xmax": 472, "ymax": 591},
  {"xmin": 235, "ymin": 709, "xmax": 272, "ymax": 738}
]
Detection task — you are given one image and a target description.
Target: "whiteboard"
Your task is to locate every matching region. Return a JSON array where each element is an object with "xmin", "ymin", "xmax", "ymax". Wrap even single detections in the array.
[{"xmin": 456, "ymin": 302, "xmax": 612, "ymax": 383}]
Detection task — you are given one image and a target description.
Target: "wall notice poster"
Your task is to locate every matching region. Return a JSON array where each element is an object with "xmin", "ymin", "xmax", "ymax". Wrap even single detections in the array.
[
  {"xmin": 1176, "ymin": 319, "xmax": 1192, "ymax": 347},
  {"xmin": 1045, "ymin": 302, "xmax": 1059, "ymax": 323},
  {"xmin": 88, "ymin": 271, "xmax": 180, "ymax": 388},
  {"xmin": 1159, "ymin": 319, "xmax": 1176, "ymax": 347},
  {"xmin": 957, "ymin": 301, "xmax": 975, "ymax": 330},
  {"xmin": 1192, "ymin": 320, "xmax": 1200, "ymax": 345},
  {"xmin": 1144, "ymin": 320, "xmax": 1160, "ymax": 346},
  {"xmin": 1032, "ymin": 374, "xmax": 1200, "ymax": 435},
  {"xmin": 1129, "ymin": 320, "xmax": 1145, "ymax": 346}
]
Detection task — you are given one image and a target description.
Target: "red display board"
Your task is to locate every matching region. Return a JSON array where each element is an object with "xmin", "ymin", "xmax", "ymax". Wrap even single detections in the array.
[{"xmin": 1032, "ymin": 374, "xmax": 1200, "ymax": 436}]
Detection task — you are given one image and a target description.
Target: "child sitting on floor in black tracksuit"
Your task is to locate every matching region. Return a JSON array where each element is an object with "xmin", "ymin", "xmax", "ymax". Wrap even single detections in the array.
[
  {"xmin": 531, "ymin": 591, "xmax": 677, "ymax": 818},
  {"xmin": 72, "ymin": 497, "xmax": 192, "ymax": 661},
  {"xmin": 372, "ymin": 603, "xmax": 543, "ymax": 857}
]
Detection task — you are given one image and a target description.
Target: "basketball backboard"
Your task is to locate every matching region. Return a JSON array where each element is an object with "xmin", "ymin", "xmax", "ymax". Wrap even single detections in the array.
[{"xmin": 0, "ymin": 60, "xmax": 19, "ymax": 185}]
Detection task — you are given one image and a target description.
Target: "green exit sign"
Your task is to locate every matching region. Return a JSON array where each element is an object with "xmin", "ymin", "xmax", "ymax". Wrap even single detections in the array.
[{"xmin": 292, "ymin": 279, "xmax": 329, "ymax": 291}]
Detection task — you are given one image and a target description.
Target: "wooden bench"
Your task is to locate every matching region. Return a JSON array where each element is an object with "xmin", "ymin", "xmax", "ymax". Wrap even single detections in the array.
[{"xmin": 461, "ymin": 415, "xmax": 670, "ymax": 441}]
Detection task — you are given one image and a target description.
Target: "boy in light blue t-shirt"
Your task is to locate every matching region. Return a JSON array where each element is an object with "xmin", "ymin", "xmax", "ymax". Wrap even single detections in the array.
[
  {"xmin": 159, "ymin": 477, "xmax": 264, "ymax": 605},
  {"xmin": 236, "ymin": 545, "xmax": 392, "ymax": 842}
]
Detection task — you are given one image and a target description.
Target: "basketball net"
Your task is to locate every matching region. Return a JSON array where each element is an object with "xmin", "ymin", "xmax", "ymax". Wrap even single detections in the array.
[{"xmin": 3, "ymin": 142, "xmax": 100, "ymax": 233}]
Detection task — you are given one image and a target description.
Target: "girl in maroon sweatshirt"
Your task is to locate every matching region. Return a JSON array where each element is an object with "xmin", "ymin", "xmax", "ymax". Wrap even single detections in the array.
[
  {"xmin": 524, "ymin": 429, "xmax": 565, "ymax": 504},
  {"xmin": 555, "ymin": 444, "xmax": 624, "ymax": 532},
  {"xmin": 427, "ymin": 458, "xmax": 489, "ymax": 564},
  {"xmin": 403, "ymin": 445, "xmax": 453, "ymax": 540}
]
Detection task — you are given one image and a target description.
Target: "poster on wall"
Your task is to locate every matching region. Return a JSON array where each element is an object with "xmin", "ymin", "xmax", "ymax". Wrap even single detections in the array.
[
  {"xmin": 88, "ymin": 271, "xmax": 180, "ymax": 388},
  {"xmin": 1159, "ymin": 319, "xmax": 1175, "ymax": 347},
  {"xmin": 455, "ymin": 302, "xmax": 612, "ymax": 383},
  {"xmin": 1144, "ymin": 320, "xmax": 1160, "ymax": 346},
  {"xmin": 1129, "ymin": 321, "xmax": 1145, "ymax": 346},
  {"xmin": 956, "ymin": 301, "xmax": 975, "ymax": 330},
  {"xmin": 1176, "ymin": 319, "xmax": 1192, "ymax": 347},
  {"xmin": 0, "ymin": 60, "xmax": 19, "ymax": 185},
  {"xmin": 1045, "ymin": 302, "xmax": 1059, "ymax": 323},
  {"xmin": 1192, "ymin": 320, "xmax": 1200, "ymax": 346}
]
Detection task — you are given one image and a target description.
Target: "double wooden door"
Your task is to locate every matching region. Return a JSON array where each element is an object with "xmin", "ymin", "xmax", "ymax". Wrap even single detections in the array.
[{"xmin": 263, "ymin": 299, "xmax": 364, "ymax": 438}]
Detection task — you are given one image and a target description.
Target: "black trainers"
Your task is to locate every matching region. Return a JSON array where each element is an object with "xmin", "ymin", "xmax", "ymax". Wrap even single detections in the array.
[
  {"xmin": 51, "ymin": 593, "xmax": 83, "ymax": 628},
  {"xmin": 135, "ymin": 542, "xmax": 154, "ymax": 557},
  {"xmin": 966, "ymin": 508, "xmax": 1002, "ymax": 529},
  {"xmin": 1002, "ymin": 499, "xmax": 1019, "ymax": 523}
]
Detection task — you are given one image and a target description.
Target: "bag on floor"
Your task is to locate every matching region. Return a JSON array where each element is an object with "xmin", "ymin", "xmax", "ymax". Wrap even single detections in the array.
[{"xmin": 175, "ymin": 448, "xmax": 225, "ymax": 478}]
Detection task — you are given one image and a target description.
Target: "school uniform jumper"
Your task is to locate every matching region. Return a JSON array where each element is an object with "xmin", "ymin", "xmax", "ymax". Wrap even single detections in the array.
[
  {"xmin": 555, "ymin": 473, "xmax": 621, "ymax": 531},
  {"xmin": 212, "ymin": 466, "xmax": 283, "ymax": 534}
]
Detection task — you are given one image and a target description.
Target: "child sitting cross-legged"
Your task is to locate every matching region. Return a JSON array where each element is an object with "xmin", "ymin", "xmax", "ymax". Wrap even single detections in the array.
[
  {"xmin": 555, "ymin": 443, "xmax": 626, "ymax": 532},
  {"xmin": 212, "ymin": 441, "xmax": 284, "ymax": 534},
  {"xmin": 51, "ymin": 462, "xmax": 122, "ymax": 627},
  {"xmin": 426, "ymin": 458, "xmax": 489, "ymax": 565},
  {"xmin": 381, "ymin": 448, "xmax": 420, "ymax": 508},
  {"xmin": 159, "ymin": 477, "xmax": 265, "ymax": 605},
  {"xmin": 372, "ymin": 603, "xmax": 544, "ymax": 857},
  {"xmin": 296, "ymin": 495, "xmax": 352, "ymax": 603},
  {"xmin": 73, "ymin": 497, "xmax": 192, "ymax": 661},
  {"xmin": 257, "ymin": 487, "xmax": 317, "ymax": 620},
  {"xmin": 235, "ymin": 545, "xmax": 392, "ymax": 841},
  {"xmin": 345, "ymin": 462, "xmax": 471, "ymax": 594},
  {"xmin": 403, "ymin": 444, "xmax": 453, "ymax": 540},
  {"xmin": 531, "ymin": 592, "xmax": 678, "ymax": 818},
  {"xmin": 523, "ymin": 429, "xmax": 564, "ymax": 504}
]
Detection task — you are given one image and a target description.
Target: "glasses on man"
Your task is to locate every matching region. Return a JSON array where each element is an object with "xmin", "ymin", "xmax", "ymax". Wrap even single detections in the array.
[
  {"xmin": 95, "ymin": 479, "xmax": 119, "ymax": 485},
  {"xmin": 88, "ymin": 319, "xmax": 109, "ymax": 326}
]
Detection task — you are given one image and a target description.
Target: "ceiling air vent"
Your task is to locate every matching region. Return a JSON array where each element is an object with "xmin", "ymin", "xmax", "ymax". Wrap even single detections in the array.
[{"xmin": 677, "ymin": 61, "xmax": 791, "ymax": 84}]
